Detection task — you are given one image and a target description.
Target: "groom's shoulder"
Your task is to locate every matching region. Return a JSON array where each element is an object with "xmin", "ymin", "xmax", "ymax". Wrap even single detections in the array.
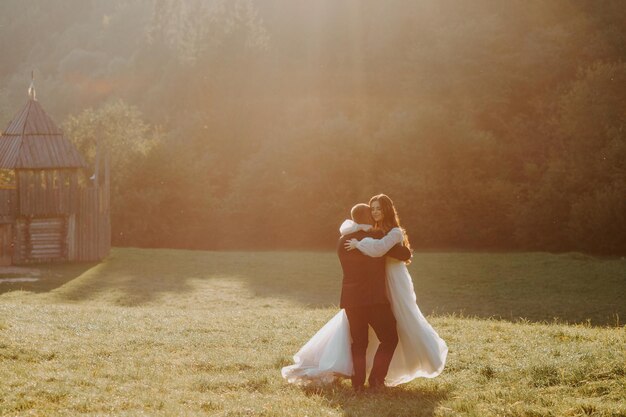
[
  {"xmin": 338, "ymin": 230, "xmax": 365, "ymax": 246},
  {"xmin": 364, "ymin": 229, "xmax": 385, "ymax": 239},
  {"xmin": 340, "ymin": 229, "xmax": 384, "ymax": 240},
  {"xmin": 341, "ymin": 230, "xmax": 376, "ymax": 240},
  {"xmin": 339, "ymin": 231, "xmax": 360, "ymax": 242},
  {"xmin": 338, "ymin": 229, "xmax": 384, "ymax": 244}
]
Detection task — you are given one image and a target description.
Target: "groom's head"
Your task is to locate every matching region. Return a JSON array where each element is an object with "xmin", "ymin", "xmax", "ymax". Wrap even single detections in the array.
[{"xmin": 351, "ymin": 203, "xmax": 374, "ymax": 226}]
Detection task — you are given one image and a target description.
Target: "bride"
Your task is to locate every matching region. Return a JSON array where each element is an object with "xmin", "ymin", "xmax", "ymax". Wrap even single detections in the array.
[{"xmin": 282, "ymin": 194, "xmax": 448, "ymax": 387}]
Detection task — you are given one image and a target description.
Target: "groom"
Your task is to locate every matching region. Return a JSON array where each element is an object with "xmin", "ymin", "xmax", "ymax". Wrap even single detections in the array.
[{"xmin": 337, "ymin": 203, "xmax": 411, "ymax": 391}]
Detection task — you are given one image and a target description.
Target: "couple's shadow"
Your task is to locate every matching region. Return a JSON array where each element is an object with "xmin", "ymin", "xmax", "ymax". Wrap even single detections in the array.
[{"xmin": 302, "ymin": 380, "xmax": 449, "ymax": 417}]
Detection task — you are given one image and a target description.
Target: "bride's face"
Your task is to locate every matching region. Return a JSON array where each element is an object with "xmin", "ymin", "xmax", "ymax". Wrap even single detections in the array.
[{"xmin": 371, "ymin": 201, "xmax": 384, "ymax": 223}]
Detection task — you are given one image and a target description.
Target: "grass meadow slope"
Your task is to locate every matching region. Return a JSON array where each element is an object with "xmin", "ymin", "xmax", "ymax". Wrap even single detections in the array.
[{"xmin": 0, "ymin": 248, "xmax": 624, "ymax": 416}]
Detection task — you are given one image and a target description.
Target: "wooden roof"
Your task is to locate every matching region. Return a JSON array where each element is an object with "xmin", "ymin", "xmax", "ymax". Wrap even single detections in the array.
[{"xmin": 0, "ymin": 99, "xmax": 88, "ymax": 169}]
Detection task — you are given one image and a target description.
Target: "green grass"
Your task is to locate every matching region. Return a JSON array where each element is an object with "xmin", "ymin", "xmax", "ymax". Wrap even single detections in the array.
[{"xmin": 0, "ymin": 248, "xmax": 624, "ymax": 416}]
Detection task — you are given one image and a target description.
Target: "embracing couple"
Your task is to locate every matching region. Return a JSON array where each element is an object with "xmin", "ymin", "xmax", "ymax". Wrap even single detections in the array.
[{"xmin": 282, "ymin": 194, "xmax": 448, "ymax": 390}]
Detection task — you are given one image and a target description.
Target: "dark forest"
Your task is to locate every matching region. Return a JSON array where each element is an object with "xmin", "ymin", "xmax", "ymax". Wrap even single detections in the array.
[{"xmin": 0, "ymin": 0, "xmax": 624, "ymax": 253}]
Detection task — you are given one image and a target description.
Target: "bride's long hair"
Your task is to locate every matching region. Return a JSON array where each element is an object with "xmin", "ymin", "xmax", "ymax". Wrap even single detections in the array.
[{"xmin": 369, "ymin": 194, "xmax": 412, "ymax": 251}]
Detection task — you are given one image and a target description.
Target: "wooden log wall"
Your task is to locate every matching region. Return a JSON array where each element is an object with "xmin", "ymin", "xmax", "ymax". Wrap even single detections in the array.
[
  {"xmin": 0, "ymin": 224, "xmax": 12, "ymax": 266},
  {"xmin": 72, "ymin": 186, "xmax": 110, "ymax": 262},
  {"xmin": 15, "ymin": 217, "xmax": 66, "ymax": 263},
  {"xmin": 17, "ymin": 170, "xmax": 79, "ymax": 216},
  {"xmin": 0, "ymin": 189, "xmax": 17, "ymax": 218},
  {"xmin": 10, "ymin": 168, "xmax": 110, "ymax": 264}
]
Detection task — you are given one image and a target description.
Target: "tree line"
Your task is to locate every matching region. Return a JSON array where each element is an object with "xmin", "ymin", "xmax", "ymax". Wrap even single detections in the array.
[{"xmin": 1, "ymin": 0, "xmax": 624, "ymax": 254}]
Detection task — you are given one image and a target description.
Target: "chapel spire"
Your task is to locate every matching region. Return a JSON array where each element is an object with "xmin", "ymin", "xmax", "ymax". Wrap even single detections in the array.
[{"xmin": 28, "ymin": 71, "xmax": 36, "ymax": 101}]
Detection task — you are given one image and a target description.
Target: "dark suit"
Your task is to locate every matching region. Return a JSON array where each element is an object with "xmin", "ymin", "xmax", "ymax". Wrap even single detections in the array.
[{"xmin": 337, "ymin": 229, "xmax": 411, "ymax": 388}]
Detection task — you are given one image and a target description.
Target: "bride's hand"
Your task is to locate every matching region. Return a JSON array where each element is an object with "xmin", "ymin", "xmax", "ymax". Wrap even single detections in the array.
[{"xmin": 344, "ymin": 238, "xmax": 359, "ymax": 251}]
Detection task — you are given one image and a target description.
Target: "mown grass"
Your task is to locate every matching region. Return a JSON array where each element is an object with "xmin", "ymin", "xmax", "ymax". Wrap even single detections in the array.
[{"xmin": 0, "ymin": 248, "xmax": 624, "ymax": 416}]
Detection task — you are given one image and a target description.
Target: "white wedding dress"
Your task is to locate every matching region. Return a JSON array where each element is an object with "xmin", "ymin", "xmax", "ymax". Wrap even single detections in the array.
[{"xmin": 282, "ymin": 221, "xmax": 448, "ymax": 386}]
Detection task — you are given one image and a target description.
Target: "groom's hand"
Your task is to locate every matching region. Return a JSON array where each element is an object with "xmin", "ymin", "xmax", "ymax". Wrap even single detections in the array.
[{"xmin": 344, "ymin": 239, "xmax": 359, "ymax": 251}]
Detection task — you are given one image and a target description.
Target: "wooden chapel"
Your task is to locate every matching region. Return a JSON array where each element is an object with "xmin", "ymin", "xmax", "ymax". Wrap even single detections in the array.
[{"xmin": 0, "ymin": 81, "xmax": 110, "ymax": 265}]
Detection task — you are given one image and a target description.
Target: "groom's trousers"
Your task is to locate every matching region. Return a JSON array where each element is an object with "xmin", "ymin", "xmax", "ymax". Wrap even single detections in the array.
[{"xmin": 345, "ymin": 304, "xmax": 398, "ymax": 388}]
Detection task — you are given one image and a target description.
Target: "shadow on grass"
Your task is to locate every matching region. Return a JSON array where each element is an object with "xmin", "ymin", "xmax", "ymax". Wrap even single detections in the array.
[
  {"xmin": 22, "ymin": 248, "xmax": 338, "ymax": 307},
  {"xmin": 0, "ymin": 262, "xmax": 97, "ymax": 295},
  {"xmin": 51, "ymin": 248, "xmax": 203, "ymax": 305},
  {"xmin": 29, "ymin": 247, "xmax": 345, "ymax": 307},
  {"xmin": 3, "ymin": 247, "xmax": 624, "ymax": 326},
  {"xmin": 302, "ymin": 382, "xmax": 449, "ymax": 417}
]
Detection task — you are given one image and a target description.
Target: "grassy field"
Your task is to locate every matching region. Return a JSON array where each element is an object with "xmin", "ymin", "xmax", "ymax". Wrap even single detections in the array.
[{"xmin": 0, "ymin": 248, "xmax": 624, "ymax": 416}]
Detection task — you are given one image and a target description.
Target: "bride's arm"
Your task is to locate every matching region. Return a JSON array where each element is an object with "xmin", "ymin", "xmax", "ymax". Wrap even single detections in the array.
[{"xmin": 350, "ymin": 228, "xmax": 404, "ymax": 257}]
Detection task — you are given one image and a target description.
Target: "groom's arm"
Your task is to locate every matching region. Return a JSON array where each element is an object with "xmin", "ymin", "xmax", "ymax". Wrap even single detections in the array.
[{"xmin": 385, "ymin": 244, "xmax": 412, "ymax": 262}]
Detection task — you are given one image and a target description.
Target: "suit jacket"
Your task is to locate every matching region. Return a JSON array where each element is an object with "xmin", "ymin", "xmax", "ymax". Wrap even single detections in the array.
[{"xmin": 337, "ymin": 229, "xmax": 411, "ymax": 308}]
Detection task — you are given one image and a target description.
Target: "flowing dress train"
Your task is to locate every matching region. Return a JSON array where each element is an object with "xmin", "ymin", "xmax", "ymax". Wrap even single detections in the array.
[{"xmin": 282, "ymin": 226, "xmax": 447, "ymax": 386}]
